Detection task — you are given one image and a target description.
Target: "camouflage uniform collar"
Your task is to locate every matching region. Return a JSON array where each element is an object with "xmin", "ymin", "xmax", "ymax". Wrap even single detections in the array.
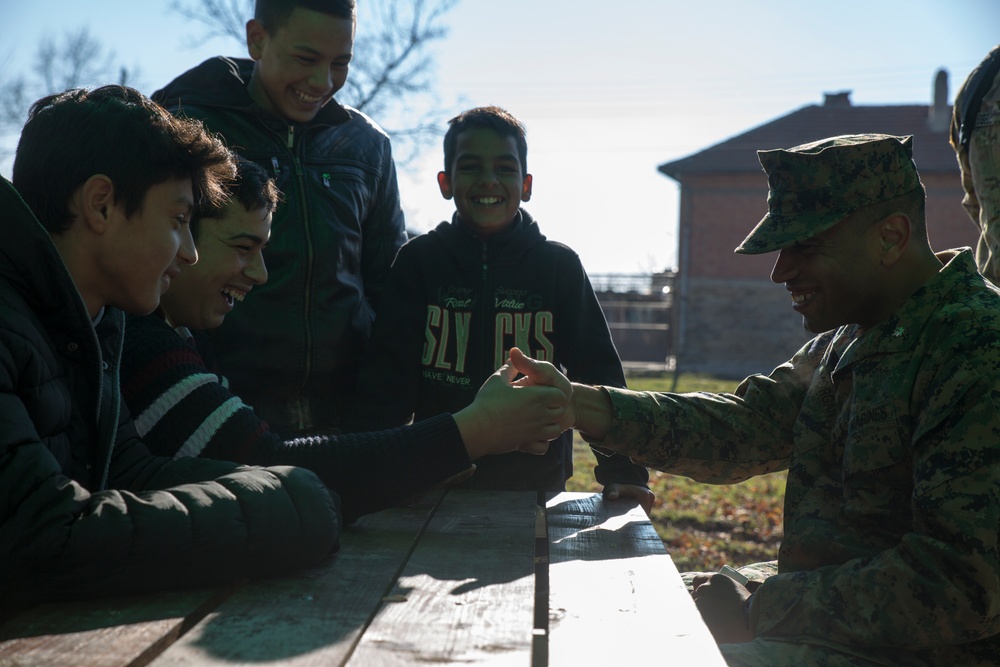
[{"xmin": 834, "ymin": 249, "xmax": 979, "ymax": 371}]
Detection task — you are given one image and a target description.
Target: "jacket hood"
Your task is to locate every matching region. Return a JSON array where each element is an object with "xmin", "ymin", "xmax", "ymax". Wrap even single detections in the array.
[
  {"xmin": 0, "ymin": 177, "xmax": 91, "ymax": 331},
  {"xmin": 152, "ymin": 57, "xmax": 351, "ymax": 126},
  {"xmin": 429, "ymin": 208, "xmax": 548, "ymax": 266}
]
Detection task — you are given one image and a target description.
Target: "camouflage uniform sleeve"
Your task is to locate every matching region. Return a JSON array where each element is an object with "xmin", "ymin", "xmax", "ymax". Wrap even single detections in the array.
[
  {"xmin": 752, "ymin": 347, "xmax": 1000, "ymax": 651},
  {"xmin": 582, "ymin": 335, "xmax": 827, "ymax": 483}
]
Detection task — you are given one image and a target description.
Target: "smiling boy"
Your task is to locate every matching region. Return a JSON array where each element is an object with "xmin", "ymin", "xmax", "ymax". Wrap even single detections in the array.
[
  {"xmin": 350, "ymin": 106, "xmax": 652, "ymax": 507},
  {"xmin": 158, "ymin": 157, "xmax": 275, "ymax": 330},
  {"xmin": 153, "ymin": 0, "xmax": 407, "ymax": 435},
  {"xmin": 0, "ymin": 86, "xmax": 339, "ymax": 606}
]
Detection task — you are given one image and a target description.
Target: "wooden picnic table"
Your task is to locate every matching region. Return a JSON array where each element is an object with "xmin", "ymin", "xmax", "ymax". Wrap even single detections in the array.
[{"xmin": 0, "ymin": 490, "xmax": 726, "ymax": 666}]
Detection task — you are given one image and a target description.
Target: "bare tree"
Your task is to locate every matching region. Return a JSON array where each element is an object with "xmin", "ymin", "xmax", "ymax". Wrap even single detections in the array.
[
  {"xmin": 169, "ymin": 0, "xmax": 458, "ymax": 164},
  {"xmin": 169, "ymin": 0, "xmax": 254, "ymax": 44},
  {"xmin": 0, "ymin": 28, "xmax": 138, "ymax": 153}
]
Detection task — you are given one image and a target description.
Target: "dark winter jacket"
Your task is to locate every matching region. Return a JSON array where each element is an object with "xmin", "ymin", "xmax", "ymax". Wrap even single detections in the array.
[
  {"xmin": 152, "ymin": 57, "xmax": 407, "ymax": 433},
  {"xmin": 0, "ymin": 177, "xmax": 340, "ymax": 606},
  {"xmin": 350, "ymin": 210, "xmax": 649, "ymax": 491}
]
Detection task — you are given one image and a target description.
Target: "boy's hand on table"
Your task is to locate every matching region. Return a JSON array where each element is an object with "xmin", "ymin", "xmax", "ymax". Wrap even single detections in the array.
[{"xmin": 602, "ymin": 483, "xmax": 655, "ymax": 516}]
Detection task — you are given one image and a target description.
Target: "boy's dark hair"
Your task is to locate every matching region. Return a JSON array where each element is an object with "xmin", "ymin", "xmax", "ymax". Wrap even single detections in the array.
[
  {"xmin": 193, "ymin": 158, "xmax": 282, "ymax": 238},
  {"xmin": 443, "ymin": 106, "xmax": 528, "ymax": 178},
  {"xmin": 254, "ymin": 0, "xmax": 356, "ymax": 29},
  {"xmin": 13, "ymin": 85, "xmax": 235, "ymax": 235}
]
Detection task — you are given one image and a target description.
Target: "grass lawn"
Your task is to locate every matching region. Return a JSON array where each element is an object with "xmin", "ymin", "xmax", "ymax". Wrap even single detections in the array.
[{"xmin": 564, "ymin": 372, "xmax": 786, "ymax": 574}]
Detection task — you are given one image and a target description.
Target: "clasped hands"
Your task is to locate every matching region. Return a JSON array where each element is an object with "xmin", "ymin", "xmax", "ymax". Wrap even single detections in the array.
[
  {"xmin": 456, "ymin": 346, "xmax": 575, "ymax": 460},
  {"xmin": 455, "ymin": 347, "xmax": 654, "ymax": 516}
]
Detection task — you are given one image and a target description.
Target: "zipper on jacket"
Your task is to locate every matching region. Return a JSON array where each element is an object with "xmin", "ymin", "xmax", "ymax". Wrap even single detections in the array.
[
  {"xmin": 478, "ymin": 241, "xmax": 493, "ymax": 373},
  {"xmin": 293, "ymin": 143, "xmax": 314, "ymax": 429},
  {"xmin": 252, "ymin": 118, "xmax": 315, "ymax": 427},
  {"xmin": 97, "ymin": 311, "xmax": 124, "ymax": 491}
]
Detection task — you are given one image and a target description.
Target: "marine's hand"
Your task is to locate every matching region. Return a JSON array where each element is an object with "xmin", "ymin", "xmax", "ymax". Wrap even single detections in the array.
[
  {"xmin": 691, "ymin": 573, "xmax": 754, "ymax": 645},
  {"xmin": 508, "ymin": 347, "xmax": 574, "ymax": 431},
  {"xmin": 454, "ymin": 352, "xmax": 569, "ymax": 460},
  {"xmin": 602, "ymin": 483, "xmax": 655, "ymax": 517}
]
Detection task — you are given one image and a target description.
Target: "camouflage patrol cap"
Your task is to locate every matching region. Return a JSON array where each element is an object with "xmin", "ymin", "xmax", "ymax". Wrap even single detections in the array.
[{"xmin": 734, "ymin": 133, "xmax": 921, "ymax": 255}]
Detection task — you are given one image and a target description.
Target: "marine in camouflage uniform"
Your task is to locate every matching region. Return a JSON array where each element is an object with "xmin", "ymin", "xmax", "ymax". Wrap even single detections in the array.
[
  {"xmin": 578, "ymin": 135, "xmax": 1000, "ymax": 665},
  {"xmin": 950, "ymin": 44, "xmax": 1000, "ymax": 285}
]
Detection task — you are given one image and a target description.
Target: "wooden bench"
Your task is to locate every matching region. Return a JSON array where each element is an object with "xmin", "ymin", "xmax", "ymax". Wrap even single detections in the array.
[{"xmin": 0, "ymin": 490, "xmax": 725, "ymax": 666}]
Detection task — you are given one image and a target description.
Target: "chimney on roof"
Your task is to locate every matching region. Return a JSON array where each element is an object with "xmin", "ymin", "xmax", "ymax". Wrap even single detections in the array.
[
  {"xmin": 823, "ymin": 91, "xmax": 852, "ymax": 107},
  {"xmin": 928, "ymin": 68, "xmax": 950, "ymax": 133}
]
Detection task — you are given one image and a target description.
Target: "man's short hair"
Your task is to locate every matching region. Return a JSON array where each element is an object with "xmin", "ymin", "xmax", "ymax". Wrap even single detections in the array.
[
  {"xmin": 848, "ymin": 185, "xmax": 928, "ymax": 236},
  {"xmin": 13, "ymin": 85, "xmax": 235, "ymax": 234},
  {"xmin": 443, "ymin": 106, "xmax": 528, "ymax": 178},
  {"xmin": 193, "ymin": 157, "xmax": 281, "ymax": 238},
  {"xmin": 254, "ymin": 0, "xmax": 356, "ymax": 30}
]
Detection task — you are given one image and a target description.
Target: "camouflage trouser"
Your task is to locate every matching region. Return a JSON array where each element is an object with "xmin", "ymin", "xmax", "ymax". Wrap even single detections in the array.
[
  {"xmin": 719, "ymin": 639, "xmax": 893, "ymax": 666},
  {"xmin": 956, "ymin": 75, "xmax": 1000, "ymax": 286},
  {"xmin": 684, "ymin": 562, "xmax": 904, "ymax": 666}
]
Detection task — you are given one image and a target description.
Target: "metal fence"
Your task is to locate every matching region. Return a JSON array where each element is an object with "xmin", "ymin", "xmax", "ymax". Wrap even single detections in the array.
[{"xmin": 591, "ymin": 272, "xmax": 675, "ymax": 367}]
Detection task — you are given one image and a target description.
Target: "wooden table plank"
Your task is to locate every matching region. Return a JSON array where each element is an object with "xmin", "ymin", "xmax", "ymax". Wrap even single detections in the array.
[
  {"xmin": 0, "ymin": 587, "xmax": 231, "ymax": 667},
  {"xmin": 1, "ymin": 490, "xmax": 729, "ymax": 666},
  {"xmin": 544, "ymin": 492, "xmax": 726, "ymax": 666},
  {"xmin": 146, "ymin": 496, "xmax": 441, "ymax": 667},
  {"xmin": 348, "ymin": 490, "xmax": 538, "ymax": 666}
]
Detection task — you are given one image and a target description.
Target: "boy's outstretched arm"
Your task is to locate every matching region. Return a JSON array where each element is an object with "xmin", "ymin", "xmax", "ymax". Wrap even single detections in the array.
[{"xmin": 453, "ymin": 347, "xmax": 570, "ymax": 460}]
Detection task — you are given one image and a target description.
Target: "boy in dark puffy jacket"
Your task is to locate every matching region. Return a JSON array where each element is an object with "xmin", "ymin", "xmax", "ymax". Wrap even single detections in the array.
[
  {"xmin": 0, "ymin": 85, "xmax": 339, "ymax": 606},
  {"xmin": 152, "ymin": 0, "xmax": 407, "ymax": 435}
]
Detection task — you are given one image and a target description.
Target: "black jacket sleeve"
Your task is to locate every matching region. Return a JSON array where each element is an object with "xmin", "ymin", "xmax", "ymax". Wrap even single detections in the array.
[{"xmin": 120, "ymin": 313, "xmax": 472, "ymax": 523}]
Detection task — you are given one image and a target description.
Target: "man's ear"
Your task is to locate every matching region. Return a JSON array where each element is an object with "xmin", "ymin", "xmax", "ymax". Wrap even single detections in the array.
[
  {"xmin": 78, "ymin": 174, "xmax": 116, "ymax": 234},
  {"xmin": 246, "ymin": 19, "xmax": 267, "ymax": 60},
  {"xmin": 520, "ymin": 173, "xmax": 533, "ymax": 202},
  {"xmin": 877, "ymin": 213, "xmax": 911, "ymax": 267},
  {"xmin": 437, "ymin": 171, "xmax": 453, "ymax": 200}
]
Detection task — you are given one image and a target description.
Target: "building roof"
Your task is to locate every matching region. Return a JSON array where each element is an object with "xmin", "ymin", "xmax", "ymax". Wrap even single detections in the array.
[{"xmin": 659, "ymin": 83, "xmax": 957, "ymax": 180}]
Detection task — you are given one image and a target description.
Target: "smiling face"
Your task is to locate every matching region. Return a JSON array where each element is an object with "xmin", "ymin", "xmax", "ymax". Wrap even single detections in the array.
[
  {"xmin": 101, "ymin": 178, "xmax": 198, "ymax": 316},
  {"xmin": 437, "ymin": 128, "xmax": 532, "ymax": 238},
  {"xmin": 769, "ymin": 214, "xmax": 890, "ymax": 333},
  {"xmin": 246, "ymin": 7, "xmax": 354, "ymax": 124},
  {"xmin": 159, "ymin": 202, "xmax": 271, "ymax": 330}
]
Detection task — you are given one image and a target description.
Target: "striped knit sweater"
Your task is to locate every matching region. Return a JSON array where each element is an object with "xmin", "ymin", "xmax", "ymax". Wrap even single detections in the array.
[{"xmin": 120, "ymin": 311, "xmax": 472, "ymax": 522}]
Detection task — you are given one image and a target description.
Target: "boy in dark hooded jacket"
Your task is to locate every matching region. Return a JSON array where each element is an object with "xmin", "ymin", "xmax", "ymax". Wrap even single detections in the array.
[
  {"xmin": 0, "ymin": 85, "xmax": 340, "ymax": 606},
  {"xmin": 351, "ymin": 106, "xmax": 652, "ymax": 509}
]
